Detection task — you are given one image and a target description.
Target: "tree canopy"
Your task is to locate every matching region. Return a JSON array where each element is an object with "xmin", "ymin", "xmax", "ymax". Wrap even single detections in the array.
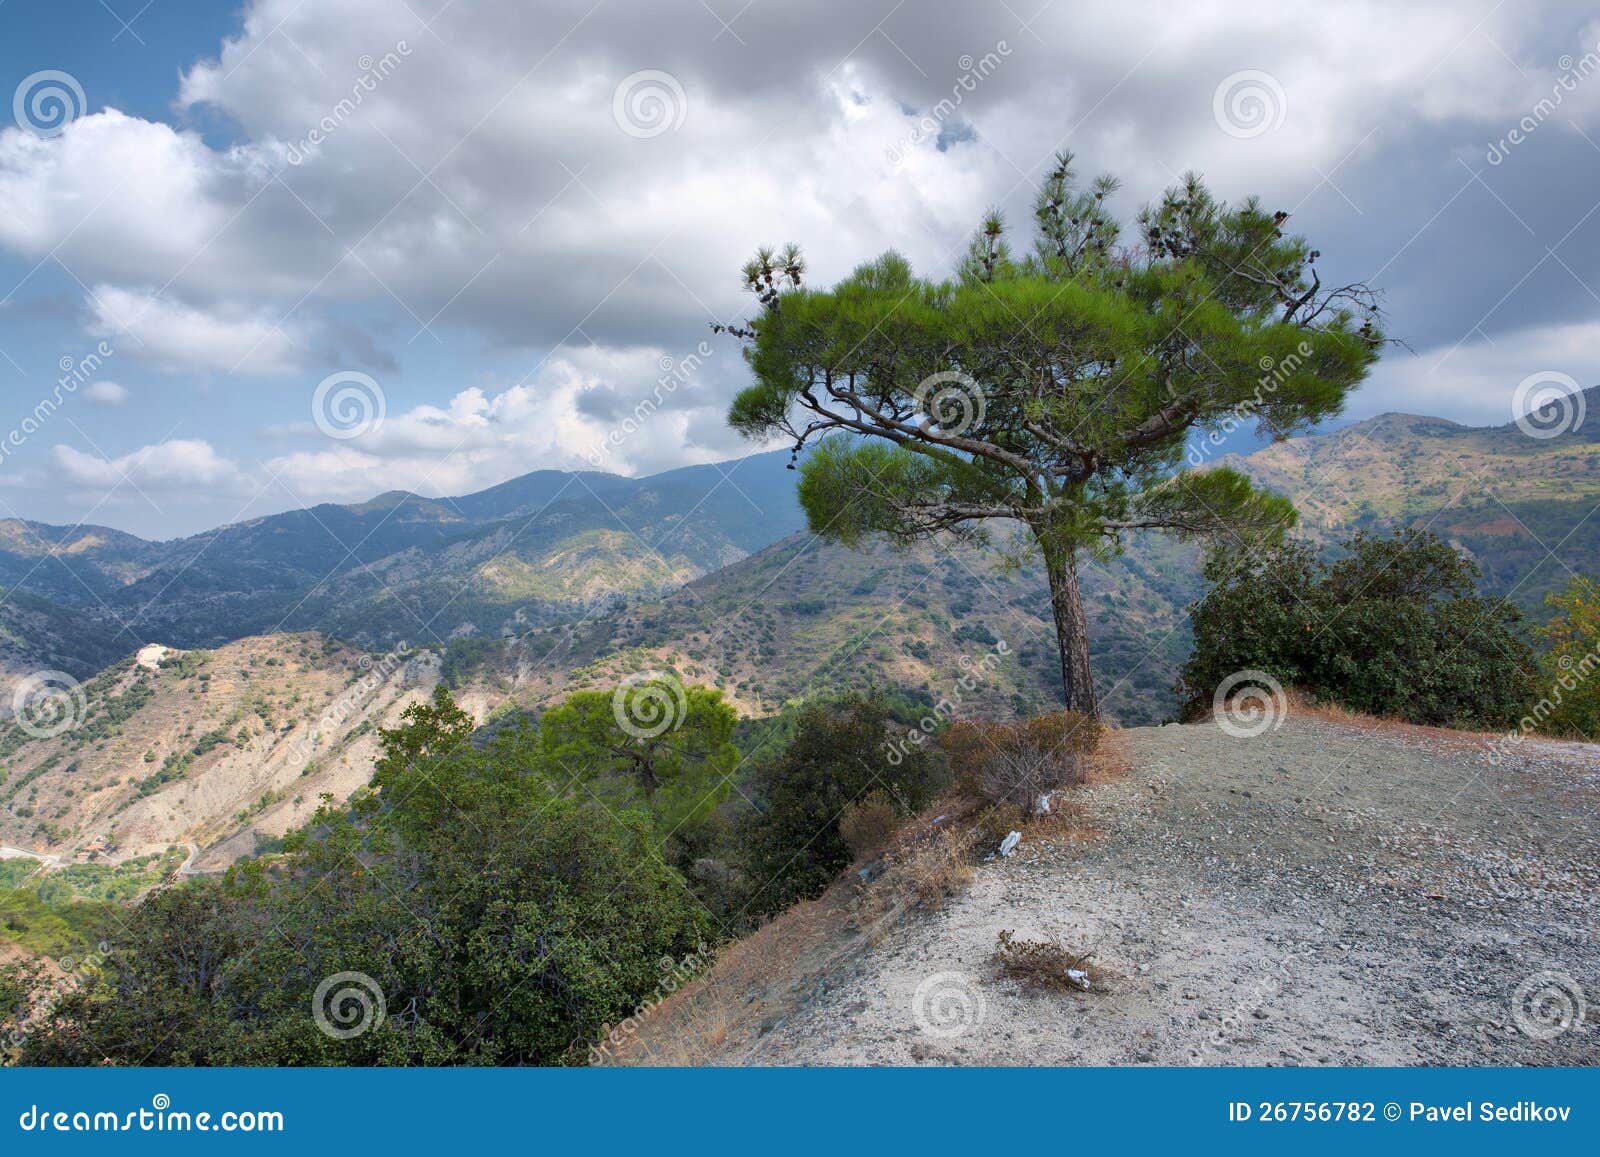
[{"xmin": 726, "ymin": 153, "xmax": 1384, "ymax": 714}]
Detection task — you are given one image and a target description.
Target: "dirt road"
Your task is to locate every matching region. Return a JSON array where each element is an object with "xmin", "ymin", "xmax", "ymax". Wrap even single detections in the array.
[{"xmin": 670, "ymin": 714, "xmax": 1600, "ymax": 1065}]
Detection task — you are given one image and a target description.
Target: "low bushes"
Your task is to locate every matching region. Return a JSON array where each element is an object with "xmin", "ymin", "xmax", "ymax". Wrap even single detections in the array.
[
  {"xmin": 941, "ymin": 711, "xmax": 1101, "ymax": 815},
  {"xmin": 736, "ymin": 696, "xmax": 946, "ymax": 918},
  {"xmin": 1179, "ymin": 529, "xmax": 1536, "ymax": 729}
]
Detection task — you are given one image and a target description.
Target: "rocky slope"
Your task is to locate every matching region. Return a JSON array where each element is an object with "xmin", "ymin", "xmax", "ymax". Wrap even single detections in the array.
[
  {"xmin": 621, "ymin": 712, "xmax": 1600, "ymax": 1066},
  {"xmin": 0, "ymin": 632, "xmax": 501, "ymax": 869}
]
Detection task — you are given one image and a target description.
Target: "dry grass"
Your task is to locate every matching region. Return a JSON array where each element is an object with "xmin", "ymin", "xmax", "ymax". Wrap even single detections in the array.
[
  {"xmin": 838, "ymin": 790, "xmax": 901, "ymax": 859},
  {"xmin": 1279, "ymin": 690, "xmax": 1526, "ymax": 756},
  {"xmin": 992, "ymin": 929, "xmax": 1107, "ymax": 993},
  {"xmin": 609, "ymin": 719, "xmax": 1130, "ymax": 1064},
  {"xmin": 943, "ymin": 712, "xmax": 1101, "ymax": 815}
]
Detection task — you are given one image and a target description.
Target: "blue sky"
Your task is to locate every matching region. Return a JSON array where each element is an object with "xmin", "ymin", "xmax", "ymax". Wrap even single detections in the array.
[{"xmin": 3, "ymin": 0, "xmax": 1600, "ymax": 539}]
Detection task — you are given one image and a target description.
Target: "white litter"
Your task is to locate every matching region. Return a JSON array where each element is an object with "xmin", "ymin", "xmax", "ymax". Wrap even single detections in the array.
[
  {"xmin": 998, "ymin": 830, "xmax": 1022, "ymax": 857},
  {"xmin": 1066, "ymin": 969, "xmax": 1091, "ymax": 990}
]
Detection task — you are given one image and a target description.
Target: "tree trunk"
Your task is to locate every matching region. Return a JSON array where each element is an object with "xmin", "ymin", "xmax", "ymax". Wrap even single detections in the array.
[{"xmin": 1038, "ymin": 539, "xmax": 1100, "ymax": 719}]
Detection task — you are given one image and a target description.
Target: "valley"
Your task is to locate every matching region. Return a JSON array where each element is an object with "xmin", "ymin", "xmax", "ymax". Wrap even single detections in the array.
[{"xmin": 1, "ymin": 396, "xmax": 1597, "ymax": 883}]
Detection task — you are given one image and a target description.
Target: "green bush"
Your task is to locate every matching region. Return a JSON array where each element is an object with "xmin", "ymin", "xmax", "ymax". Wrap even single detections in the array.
[
  {"xmin": 737, "ymin": 696, "xmax": 946, "ymax": 918},
  {"xmin": 20, "ymin": 690, "xmax": 710, "ymax": 1066},
  {"xmin": 1527, "ymin": 575, "xmax": 1600, "ymax": 739},
  {"xmin": 1179, "ymin": 529, "xmax": 1536, "ymax": 729}
]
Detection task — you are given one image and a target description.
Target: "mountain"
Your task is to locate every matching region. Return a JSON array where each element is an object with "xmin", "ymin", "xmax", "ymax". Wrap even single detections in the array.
[
  {"xmin": 1232, "ymin": 388, "xmax": 1600, "ymax": 614},
  {"xmin": 0, "ymin": 451, "xmax": 807, "ymax": 686},
  {"xmin": 502, "ymin": 529, "xmax": 1199, "ymax": 729},
  {"xmin": 0, "ymin": 632, "xmax": 490, "ymax": 868},
  {"xmin": 2, "ymin": 397, "xmax": 1597, "ymax": 874}
]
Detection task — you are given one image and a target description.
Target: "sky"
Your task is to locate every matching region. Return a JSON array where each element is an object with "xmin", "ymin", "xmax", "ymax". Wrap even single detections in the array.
[{"xmin": 1, "ymin": 0, "xmax": 1599, "ymax": 540}]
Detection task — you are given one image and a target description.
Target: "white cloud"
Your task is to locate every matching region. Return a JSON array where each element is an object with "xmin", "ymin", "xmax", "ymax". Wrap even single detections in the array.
[
  {"xmin": 83, "ymin": 381, "xmax": 128, "ymax": 405},
  {"xmin": 265, "ymin": 345, "xmax": 746, "ymax": 502},
  {"xmin": 52, "ymin": 439, "xmax": 248, "ymax": 494},
  {"xmin": 0, "ymin": 0, "xmax": 1578, "ymax": 374},
  {"xmin": 86, "ymin": 286, "xmax": 309, "ymax": 375},
  {"xmin": 1356, "ymin": 317, "xmax": 1600, "ymax": 426},
  {"xmin": 2, "ymin": 0, "xmax": 1599, "ymax": 537}
]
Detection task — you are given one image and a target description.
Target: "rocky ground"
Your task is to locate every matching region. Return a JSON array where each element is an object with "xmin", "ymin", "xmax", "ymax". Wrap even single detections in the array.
[{"xmin": 629, "ymin": 712, "xmax": 1600, "ymax": 1066}]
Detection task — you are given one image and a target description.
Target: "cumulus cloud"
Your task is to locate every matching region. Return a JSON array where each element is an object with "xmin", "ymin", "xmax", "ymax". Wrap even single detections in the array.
[
  {"xmin": 1356, "ymin": 317, "xmax": 1600, "ymax": 426},
  {"xmin": 2, "ymin": 0, "xmax": 1588, "ymax": 363},
  {"xmin": 52, "ymin": 439, "xmax": 248, "ymax": 494},
  {"xmin": 85, "ymin": 286, "xmax": 310, "ymax": 375},
  {"xmin": 1, "ymin": 0, "xmax": 1598, "ymax": 529},
  {"xmin": 83, "ymin": 381, "xmax": 128, "ymax": 405},
  {"xmin": 266, "ymin": 345, "xmax": 749, "ymax": 501}
]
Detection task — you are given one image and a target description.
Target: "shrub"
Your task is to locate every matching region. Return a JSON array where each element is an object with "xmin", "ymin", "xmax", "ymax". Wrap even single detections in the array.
[
  {"xmin": 942, "ymin": 712, "xmax": 1101, "ymax": 814},
  {"xmin": 838, "ymin": 790, "xmax": 900, "ymax": 860},
  {"xmin": 973, "ymin": 800, "xmax": 1026, "ymax": 847},
  {"xmin": 20, "ymin": 706, "xmax": 710, "ymax": 1067},
  {"xmin": 1531, "ymin": 576, "xmax": 1600, "ymax": 739},
  {"xmin": 993, "ymin": 929, "xmax": 1101, "ymax": 992},
  {"xmin": 1179, "ymin": 529, "xmax": 1537, "ymax": 729},
  {"xmin": 738, "ymin": 696, "xmax": 946, "ymax": 917}
]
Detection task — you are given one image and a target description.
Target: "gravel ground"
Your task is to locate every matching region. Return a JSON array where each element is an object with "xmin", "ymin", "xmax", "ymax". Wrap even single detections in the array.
[{"xmin": 721, "ymin": 715, "xmax": 1600, "ymax": 1066}]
